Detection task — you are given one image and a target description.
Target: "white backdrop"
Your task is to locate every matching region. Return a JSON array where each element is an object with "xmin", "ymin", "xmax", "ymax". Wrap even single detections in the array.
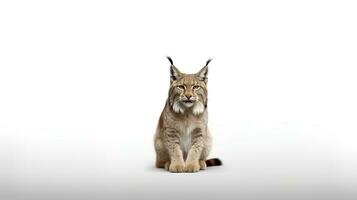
[{"xmin": 1, "ymin": 0, "xmax": 356, "ymax": 200}]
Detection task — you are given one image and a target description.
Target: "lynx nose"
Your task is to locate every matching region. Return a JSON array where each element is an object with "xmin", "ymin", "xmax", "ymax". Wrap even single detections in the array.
[{"xmin": 185, "ymin": 94, "xmax": 193, "ymax": 100}]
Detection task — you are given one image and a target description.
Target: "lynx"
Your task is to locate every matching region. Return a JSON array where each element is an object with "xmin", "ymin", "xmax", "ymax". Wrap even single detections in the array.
[{"xmin": 154, "ymin": 57, "xmax": 222, "ymax": 173}]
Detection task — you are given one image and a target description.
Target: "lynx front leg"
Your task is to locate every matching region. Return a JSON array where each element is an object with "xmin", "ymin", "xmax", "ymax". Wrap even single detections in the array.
[
  {"xmin": 164, "ymin": 128, "xmax": 185, "ymax": 173},
  {"xmin": 154, "ymin": 138, "xmax": 169, "ymax": 168},
  {"xmin": 185, "ymin": 128, "xmax": 204, "ymax": 172}
]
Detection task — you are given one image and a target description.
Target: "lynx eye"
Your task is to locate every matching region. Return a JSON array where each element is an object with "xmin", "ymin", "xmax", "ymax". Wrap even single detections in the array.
[
  {"xmin": 177, "ymin": 85, "xmax": 185, "ymax": 90},
  {"xmin": 193, "ymin": 85, "xmax": 200, "ymax": 90}
]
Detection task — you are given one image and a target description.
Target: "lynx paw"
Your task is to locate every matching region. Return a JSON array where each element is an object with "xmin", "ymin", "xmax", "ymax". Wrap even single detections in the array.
[
  {"xmin": 169, "ymin": 162, "xmax": 185, "ymax": 173},
  {"xmin": 164, "ymin": 161, "xmax": 170, "ymax": 170},
  {"xmin": 199, "ymin": 160, "xmax": 207, "ymax": 170},
  {"xmin": 185, "ymin": 161, "xmax": 200, "ymax": 173}
]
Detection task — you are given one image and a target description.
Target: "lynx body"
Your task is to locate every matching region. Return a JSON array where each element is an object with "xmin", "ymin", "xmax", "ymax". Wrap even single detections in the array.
[{"xmin": 154, "ymin": 57, "xmax": 221, "ymax": 173}]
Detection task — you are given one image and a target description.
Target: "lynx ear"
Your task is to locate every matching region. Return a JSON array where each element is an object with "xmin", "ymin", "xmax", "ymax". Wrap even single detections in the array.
[
  {"xmin": 197, "ymin": 58, "xmax": 211, "ymax": 83},
  {"xmin": 167, "ymin": 56, "xmax": 182, "ymax": 83}
]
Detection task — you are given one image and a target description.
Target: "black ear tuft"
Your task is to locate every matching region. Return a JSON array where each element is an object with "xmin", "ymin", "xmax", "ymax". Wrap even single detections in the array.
[
  {"xmin": 166, "ymin": 56, "xmax": 174, "ymax": 66},
  {"xmin": 205, "ymin": 58, "xmax": 212, "ymax": 66}
]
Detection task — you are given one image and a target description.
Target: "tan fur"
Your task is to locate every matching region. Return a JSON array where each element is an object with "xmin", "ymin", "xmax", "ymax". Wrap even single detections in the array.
[{"xmin": 154, "ymin": 58, "xmax": 212, "ymax": 173}]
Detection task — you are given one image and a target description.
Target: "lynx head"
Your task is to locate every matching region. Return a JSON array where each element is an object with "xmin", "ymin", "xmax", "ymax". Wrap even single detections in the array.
[{"xmin": 166, "ymin": 56, "xmax": 211, "ymax": 115}]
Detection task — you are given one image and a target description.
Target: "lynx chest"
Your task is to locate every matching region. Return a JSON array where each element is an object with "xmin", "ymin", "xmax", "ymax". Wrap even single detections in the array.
[{"xmin": 179, "ymin": 123, "xmax": 196, "ymax": 157}]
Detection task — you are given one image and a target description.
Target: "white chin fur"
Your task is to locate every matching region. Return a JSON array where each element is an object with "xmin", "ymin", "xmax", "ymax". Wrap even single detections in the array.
[
  {"xmin": 192, "ymin": 101, "xmax": 205, "ymax": 115},
  {"xmin": 182, "ymin": 102, "xmax": 194, "ymax": 107},
  {"xmin": 172, "ymin": 101, "xmax": 185, "ymax": 114},
  {"xmin": 172, "ymin": 101, "xmax": 205, "ymax": 115}
]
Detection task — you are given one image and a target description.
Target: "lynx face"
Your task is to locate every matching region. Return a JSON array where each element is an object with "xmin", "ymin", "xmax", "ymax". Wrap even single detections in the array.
[{"xmin": 167, "ymin": 57, "xmax": 210, "ymax": 115}]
